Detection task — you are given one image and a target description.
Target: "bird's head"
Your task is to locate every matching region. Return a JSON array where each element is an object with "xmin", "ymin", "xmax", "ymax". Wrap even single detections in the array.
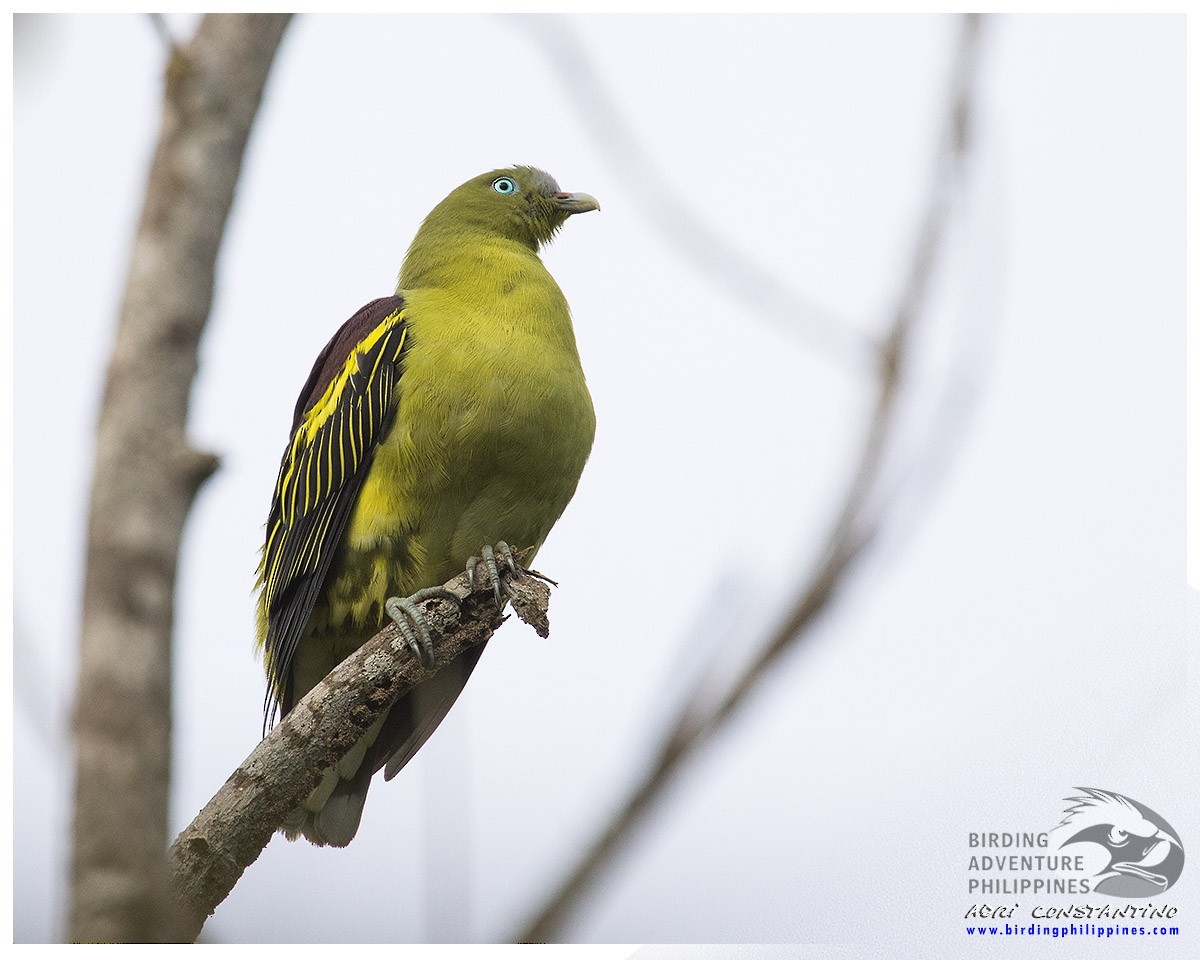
[
  {"xmin": 1055, "ymin": 788, "xmax": 1185, "ymax": 897},
  {"xmin": 420, "ymin": 165, "xmax": 600, "ymax": 252}
]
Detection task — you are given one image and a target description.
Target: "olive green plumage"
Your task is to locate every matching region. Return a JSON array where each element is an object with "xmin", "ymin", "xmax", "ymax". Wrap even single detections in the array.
[{"xmin": 256, "ymin": 166, "xmax": 598, "ymax": 846}]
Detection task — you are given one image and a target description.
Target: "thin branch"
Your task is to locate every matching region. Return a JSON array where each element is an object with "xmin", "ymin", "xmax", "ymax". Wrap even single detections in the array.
[
  {"xmin": 146, "ymin": 13, "xmax": 175, "ymax": 52},
  {"xmin": 515, "ymin": 14, "xmax": 985, "ymax": 943},
  {"xmin": 68, "ymin": 13, "xmax": 291, "ymax": 944},
  {"xmin": 698, "ymin": 13, "xmax": 983, "ymax": 730},
  {"xmin": 506, "ymin": 14, "xmax": 875, "ymax": 372},
  {"xmin": 863, "ymin": 119, "xmax": 1006, "ymax": 559},
  {"xmin": 168, "ymin": 568, "xmax": 552, "ymax": 943}
]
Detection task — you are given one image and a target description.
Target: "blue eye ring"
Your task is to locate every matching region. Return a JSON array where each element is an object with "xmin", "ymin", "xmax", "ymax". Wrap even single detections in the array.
[{"xmin": 492, "ymin": 176, "xmax": 518, "ymax": 195}]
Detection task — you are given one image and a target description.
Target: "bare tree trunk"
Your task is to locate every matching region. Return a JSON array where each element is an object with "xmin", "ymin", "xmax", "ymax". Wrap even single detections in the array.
[{"xmin": 68, "ymin": 13, "xmax": 291, "ymax": 943}]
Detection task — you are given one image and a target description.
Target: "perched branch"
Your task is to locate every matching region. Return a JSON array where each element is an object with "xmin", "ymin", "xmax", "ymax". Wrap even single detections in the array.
[
  {"xmin": 167, "ymin": 568, "xmax": 551, "ymax": 943},
  {"xmin": 68, "ymin": 14, "xmax": 291, "ymax": 944},
  {"xmin": 515, "ymin": 13, "xmax": 985, "ymax": 943}
]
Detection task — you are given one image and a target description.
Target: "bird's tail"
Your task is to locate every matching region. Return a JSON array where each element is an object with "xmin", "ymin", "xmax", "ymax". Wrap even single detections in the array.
[
  {"xmin": 280, "ymin": 710, "xmax": 388, "ymax": 847},
  {"xmin": 279, "ymin": 645, "xmax": 489, "ymax": 847},
  {"xmin": 282, "ymin": 765, "xmax": 374, "ymax": 848}
]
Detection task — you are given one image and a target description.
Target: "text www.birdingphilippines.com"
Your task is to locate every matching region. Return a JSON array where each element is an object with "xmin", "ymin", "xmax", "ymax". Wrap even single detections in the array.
[{"xmin": 964, "ymin": 919, "xmax": 1181, "ymax": 939}]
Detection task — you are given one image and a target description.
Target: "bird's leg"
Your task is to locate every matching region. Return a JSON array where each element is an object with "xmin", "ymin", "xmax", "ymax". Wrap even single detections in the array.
[
  {"xmin": 466, "ymin": 541, "xmax": 520, "ymax": 610},
  {"xmin": 385, "ymin": 586, "xmax": 457, "ymax": 669}
]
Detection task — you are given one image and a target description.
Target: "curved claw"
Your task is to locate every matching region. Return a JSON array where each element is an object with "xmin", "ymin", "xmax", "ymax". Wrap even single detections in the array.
[
  {"xmin": 385, "ymin": 595, "xmax": 440, "ymax": 669},
  {"xmin": 496, "ymin": 541, "xmax": 518, "ymax": 575},
  {"xmin": 467, "ymin": 541, "xmax": 519, "ymax": 611}
]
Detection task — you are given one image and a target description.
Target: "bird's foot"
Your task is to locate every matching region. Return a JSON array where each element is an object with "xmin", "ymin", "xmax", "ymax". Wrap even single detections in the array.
[
  {"xmin": 385, "ymin": 586, "xmax": 458, "ymax": 669},
  {"xmin": 467, "ymin": 541, "xmax": 520, "ymax": 611}
]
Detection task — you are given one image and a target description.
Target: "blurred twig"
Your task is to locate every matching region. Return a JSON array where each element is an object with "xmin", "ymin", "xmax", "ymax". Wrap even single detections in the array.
[
  {"xmin": 147, "ymin": 13, "xmax": 175, "ymax": 52},
  {"xmin": 68, "ymin": 13, "xmax": 291, "ymax": 943},
  {"xmin": 515, "ymin": 14, "xmax": 985, "ymax": 943},
  {"xmin": 869, "ymin": 93, "xmax": 1006, "ymax": 553},
  {"xmin": 507, "ymin": 14, "xmax": 875, "ymax": 372}
]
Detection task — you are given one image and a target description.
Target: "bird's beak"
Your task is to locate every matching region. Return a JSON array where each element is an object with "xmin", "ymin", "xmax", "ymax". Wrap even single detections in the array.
[{"xmin": 554, "ymin": 191, "xmax": 601, "ymax": 215}]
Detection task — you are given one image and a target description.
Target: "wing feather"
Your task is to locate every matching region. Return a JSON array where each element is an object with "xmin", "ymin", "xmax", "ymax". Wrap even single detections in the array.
[{"xmin": 258, "ymin": 296, "xmax": 411, "ymax": 723}]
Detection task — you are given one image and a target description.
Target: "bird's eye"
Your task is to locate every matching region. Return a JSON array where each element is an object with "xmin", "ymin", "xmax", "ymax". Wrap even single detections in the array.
[
  {"xmin": 492, "ymin": 177, "xmax": 518, "ymax": 195},
  {"xmin": 1109, "ymin": 828, "xmax": 1128, "ymax": 846}
]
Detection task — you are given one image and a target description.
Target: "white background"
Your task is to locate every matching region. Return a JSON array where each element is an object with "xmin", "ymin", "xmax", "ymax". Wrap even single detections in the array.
[{"xmin": 12, "ymin": 12, "xmax": 1192, "ymax": 952}]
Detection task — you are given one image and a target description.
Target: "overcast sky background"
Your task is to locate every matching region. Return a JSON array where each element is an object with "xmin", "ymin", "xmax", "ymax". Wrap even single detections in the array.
[{"xmin": 13, "ymin": 13, "xmax": 1192, "ymax": 952}]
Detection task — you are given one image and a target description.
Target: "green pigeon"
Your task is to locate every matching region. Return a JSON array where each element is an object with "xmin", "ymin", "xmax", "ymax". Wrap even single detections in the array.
[{"xmin": 256, "ymin": 166, "xmax": 598, "ymax": 846}]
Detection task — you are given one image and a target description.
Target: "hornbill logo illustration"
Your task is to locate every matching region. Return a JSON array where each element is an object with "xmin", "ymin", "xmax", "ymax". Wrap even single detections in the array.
[{"xmin": 1055, "ymin": 788, "xmax": 1185, "ymax": 897}]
